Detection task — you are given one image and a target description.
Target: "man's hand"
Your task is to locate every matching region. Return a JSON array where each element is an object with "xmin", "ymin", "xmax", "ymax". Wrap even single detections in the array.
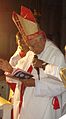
[
  {"xmin": 0, "ymin": 58, "xmax": 13, "ymax": 73},
  {"xmin": 33, "ymin": 55, "xmax": 48, "ymax": 70},
  {"xmin": 33, "ymin": 55, "xmax": 44, "ymax": 68},
  {"xmin": 19, "ymin": 78, "xmax": 35, "ymax": 87}
]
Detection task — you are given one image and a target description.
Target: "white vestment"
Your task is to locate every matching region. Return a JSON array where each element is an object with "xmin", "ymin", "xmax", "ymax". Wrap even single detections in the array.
[
  {"xmin": 19, "ymin": 39, "xmax": 66, "ymax": 119},
  {"xmin": 9, "ymin": 46, "xmax": 21, "ymax": 68},
  {"xmin": 6, "ymin": 50, "xmax": 35, "ymax": 119}
]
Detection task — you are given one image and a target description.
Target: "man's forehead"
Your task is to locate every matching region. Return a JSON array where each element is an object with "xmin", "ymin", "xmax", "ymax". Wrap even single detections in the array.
[{"xmin": 27, "ymin": 33, "xmax": 44, "ymax": 42}]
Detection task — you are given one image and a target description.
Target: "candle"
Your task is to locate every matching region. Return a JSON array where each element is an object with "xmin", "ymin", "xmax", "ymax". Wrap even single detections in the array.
[{"xmin": 65, "ymin": 45, "xmax": 66, "ymax": 61}]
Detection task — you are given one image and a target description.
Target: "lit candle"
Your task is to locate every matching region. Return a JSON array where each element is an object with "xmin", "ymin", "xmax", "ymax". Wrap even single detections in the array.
[{"xmin": 65, "ymin": 45, "xmax": 66, "ymax": 62}]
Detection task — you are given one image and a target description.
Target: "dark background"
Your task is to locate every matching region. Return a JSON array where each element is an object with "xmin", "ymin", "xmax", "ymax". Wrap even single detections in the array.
[{"xmin": 0, "ymin": 0, "xmax": 66, "ymax": 61}]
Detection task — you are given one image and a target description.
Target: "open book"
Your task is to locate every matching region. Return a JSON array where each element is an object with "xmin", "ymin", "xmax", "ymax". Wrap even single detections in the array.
[{"xmin": 6, "ymin": 68, "xmax": 33, "ymax": 80}]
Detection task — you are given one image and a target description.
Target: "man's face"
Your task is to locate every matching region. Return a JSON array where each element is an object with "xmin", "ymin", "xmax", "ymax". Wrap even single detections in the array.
[{"xmin": 26, "ymin": 33, "xmax": 45, "ymax": 54}]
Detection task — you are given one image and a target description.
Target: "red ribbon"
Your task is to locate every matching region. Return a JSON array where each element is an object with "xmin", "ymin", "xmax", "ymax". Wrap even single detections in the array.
[
  {"xmin": 27, "ymin": 65, "xmax": 33, "ymax": 73},
  {"xmin": 52, "ymin": 96, "xmax": 60, "ymax": 110}
]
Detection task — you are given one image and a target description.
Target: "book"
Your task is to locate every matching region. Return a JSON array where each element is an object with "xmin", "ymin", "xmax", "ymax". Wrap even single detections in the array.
[{"xmin": 6, "ymin": 68, "xmax": 33, "ymax": 80}]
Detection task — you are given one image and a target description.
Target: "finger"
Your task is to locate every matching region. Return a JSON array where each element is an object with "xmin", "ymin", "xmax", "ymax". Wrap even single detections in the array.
[
  {"xmin": 0, "ymin": 60, "xmax": 5, "ymax": 65},
  {"xmin": 0, "ymin": 58, "xmax": 4, "ymax": 61}
]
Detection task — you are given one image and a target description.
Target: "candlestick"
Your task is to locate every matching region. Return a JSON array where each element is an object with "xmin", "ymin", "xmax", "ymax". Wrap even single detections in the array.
[{"xmin": 65, "ymin": 45, "xmax": 66, "ymax": 62}]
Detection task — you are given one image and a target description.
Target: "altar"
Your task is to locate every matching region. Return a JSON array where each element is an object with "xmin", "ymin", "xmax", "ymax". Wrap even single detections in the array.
[{"xmin": 0, "ymin": 96, "xmax": 12, "ymax": 119}]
